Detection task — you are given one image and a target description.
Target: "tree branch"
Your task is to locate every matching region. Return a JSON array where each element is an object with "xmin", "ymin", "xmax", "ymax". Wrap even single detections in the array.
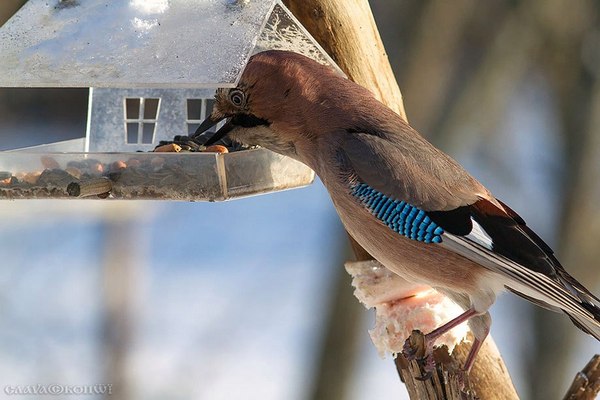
[{"xmin": 563, "ymin": 355, "xmax": 600, "ymax": 400}]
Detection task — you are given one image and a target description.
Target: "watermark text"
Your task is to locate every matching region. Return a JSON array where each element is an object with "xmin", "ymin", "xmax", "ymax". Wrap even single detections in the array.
[{"xmin": 4, "ymin": 384, "xmax": 112, "ymax": 396}]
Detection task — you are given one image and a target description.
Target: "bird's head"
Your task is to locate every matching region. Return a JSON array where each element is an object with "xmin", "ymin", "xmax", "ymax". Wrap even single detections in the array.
[{"xmin": 192, "ymin": 50, "xmax": 355, "ymax": 164}]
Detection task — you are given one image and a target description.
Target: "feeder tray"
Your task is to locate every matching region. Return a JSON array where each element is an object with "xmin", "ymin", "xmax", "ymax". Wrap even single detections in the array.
[
  {"xmin": 0, "ymin": 0, "xmax": 340, "ymax": 201},
  {"xmin": 0, "ymin": 148, "xmax": 314, "ymax": 201}
]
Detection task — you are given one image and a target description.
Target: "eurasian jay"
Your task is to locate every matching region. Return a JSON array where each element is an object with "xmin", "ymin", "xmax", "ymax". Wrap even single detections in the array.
[{"xmin": 193, "ymin": 50, "xmax": 600, "ymax": 371}]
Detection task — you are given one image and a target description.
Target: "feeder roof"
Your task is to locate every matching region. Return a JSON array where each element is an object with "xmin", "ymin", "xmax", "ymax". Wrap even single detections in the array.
[{"xmin": 0, "ymin": 0, "xmax": 279, "ymax": 88}]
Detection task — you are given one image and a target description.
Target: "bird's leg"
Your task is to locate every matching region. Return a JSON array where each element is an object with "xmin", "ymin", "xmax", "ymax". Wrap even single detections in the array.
[
  {"xmin": 424, "ymin": 308, "xmax": 478, "ymax": 343},
  {"xmin": 462, "ymin": 326, "xmax": 489, "ymax": 373},
  {"xmin": 454, "ymin": 325, "xmax": 490, "ymax": 390},
  {"xmin": 402, "ymin": 308, "xmax": 479, "ymax": 381},
  {"xmin": 403, "ymin": 308, "xmax": 477, "ymax": 360}
]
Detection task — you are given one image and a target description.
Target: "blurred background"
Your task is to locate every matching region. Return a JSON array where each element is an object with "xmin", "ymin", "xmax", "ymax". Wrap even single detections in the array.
[{"xmin": 1, "ymin": 0, "xmax": 599, "ymax": 399}]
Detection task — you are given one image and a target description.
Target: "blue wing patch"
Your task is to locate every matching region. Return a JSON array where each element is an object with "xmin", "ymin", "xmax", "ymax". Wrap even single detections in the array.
[{"xmin": 351, "ymin": 183, "xmax": 444, "ymax": 243}]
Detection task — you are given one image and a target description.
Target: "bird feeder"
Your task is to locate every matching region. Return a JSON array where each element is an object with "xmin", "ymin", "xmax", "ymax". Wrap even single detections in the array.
[{"xmin": 0, "ymin": 0, "xmax": 339, "ymax": 200}]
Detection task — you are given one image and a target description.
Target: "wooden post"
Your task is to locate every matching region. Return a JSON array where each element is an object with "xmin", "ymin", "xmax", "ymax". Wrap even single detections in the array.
[
  {"xmin": 283, "ymin": 0, "xmax": 406, "ymax": 119},
  {"xmin": 282, "ymin": 1, "xmax": 519, "ymax": 398},
  {"xmin": 563, "ymin": 355, "xmax": 600, "ymax": 400}
]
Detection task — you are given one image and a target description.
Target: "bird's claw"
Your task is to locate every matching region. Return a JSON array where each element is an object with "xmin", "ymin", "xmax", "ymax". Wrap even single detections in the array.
[
  {"xmin": 456, "ymin": 368, "xmax": 469, "ymax": 391},
  {"xmin": 402, "ymin": 334, "xmax": 438, "ymax": 381},
  {"xmin": 415, "ymin": 370, "xmax": 433, "ymax": 381},
  {"xmin": 423, "ymin": 353, "xmax": 436, "ymax": 372},
  {"xmin": 402, "ymin": 337, "xmax": 418, "ymax": 360},
  {"xmin": 414, "ymin": 354, "xmax": 437, "ymax": 381}
]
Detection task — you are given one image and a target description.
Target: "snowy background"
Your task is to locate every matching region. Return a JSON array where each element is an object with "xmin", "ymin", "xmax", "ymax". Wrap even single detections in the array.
[{"xmin": 1, "ymin": 1, "xmax": 600, "ymax": 400}]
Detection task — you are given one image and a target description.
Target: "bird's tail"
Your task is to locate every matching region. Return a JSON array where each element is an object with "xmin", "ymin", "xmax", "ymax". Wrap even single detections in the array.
[
  {"xmin": 557, "ymin": 270, "xmax": 600, "ymax": 340},
  {"xmin": 444, "ymin": 233, "xmax": 600, "ymax": 341},
  {"xmin": 567, "ymin": 309, "xmax": 600, "ymax": 340},
  {"xmin": 507, "ymin": 275, "xmax": 600, "ymax": 341}
]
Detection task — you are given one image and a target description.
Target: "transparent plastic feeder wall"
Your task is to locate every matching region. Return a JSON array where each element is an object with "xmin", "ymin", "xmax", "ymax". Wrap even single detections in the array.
[{"xmin": 0, "ymin": 0, "xmax": 341, "ymax": 201}]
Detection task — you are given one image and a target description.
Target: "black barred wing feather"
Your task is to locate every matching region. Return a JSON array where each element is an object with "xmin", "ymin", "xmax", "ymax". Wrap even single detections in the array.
[{"xmin": 350, "ymin": 182, "xmax": 444, "ymax": 244}]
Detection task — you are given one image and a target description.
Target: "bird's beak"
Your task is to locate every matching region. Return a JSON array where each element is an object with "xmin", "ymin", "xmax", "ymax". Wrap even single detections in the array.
[
  {"xmin": 203, "ymin": 120, "xmax": 235, "ymax": 146},
  {"xmin": 190, "ymin": 113, "xmax": 235, "ymax": 146}
]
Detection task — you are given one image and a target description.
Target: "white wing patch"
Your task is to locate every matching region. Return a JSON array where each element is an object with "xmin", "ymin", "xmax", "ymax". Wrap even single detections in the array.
[{"xmin": 466, "ymin": 218, "xmax": 493, "ymax": 250}]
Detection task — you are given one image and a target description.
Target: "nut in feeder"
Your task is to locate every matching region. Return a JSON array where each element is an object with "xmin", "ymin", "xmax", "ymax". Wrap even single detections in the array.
[{"xmin": 0, "ymin": 0, "xmax": 340, "ymax": 201}]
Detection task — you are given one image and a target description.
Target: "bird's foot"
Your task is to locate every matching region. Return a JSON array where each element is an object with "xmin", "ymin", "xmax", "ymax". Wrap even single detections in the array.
[
  {"xmin": 414, "ymin": 371, "xmax": 433, "ymax": 381},
  {"xmin": 402, "ymin": 330, "xmax": 433, "ymax": 360},
  {"xmin": 456, "ymin": 368, "xmax": 468, "ymax": 391},
  {"xmin": 414, "ymin": 354, "xmax": 437, "ymax": 381},
  {"xmin": 402, "ymin": 337, "xmax": 419, "ymax": 360},
  {"xmin": 402, "ymin": 330, "xmax": 438, "ymax": 380}
]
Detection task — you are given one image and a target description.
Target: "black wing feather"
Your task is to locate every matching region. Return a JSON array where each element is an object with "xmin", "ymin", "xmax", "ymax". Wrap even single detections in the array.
[
  {"xmin": 427, "ymin": 199, "xmax": 557, "ymax": 276},
  {"xmin": 432, "ymin": 198, "xmax": 600, "ymax": 337}
]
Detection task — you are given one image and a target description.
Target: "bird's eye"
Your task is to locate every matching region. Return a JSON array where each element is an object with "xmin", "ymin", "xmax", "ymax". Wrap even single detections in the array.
[{"xmin": 229, "ymin": 89, "xmax": 245, "ymax": 107}]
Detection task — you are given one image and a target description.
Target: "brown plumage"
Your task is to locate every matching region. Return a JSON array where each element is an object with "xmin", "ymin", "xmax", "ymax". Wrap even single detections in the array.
[{"xmin": 194, "ymin": 50, "xmax": 600, "ymax": 371}]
